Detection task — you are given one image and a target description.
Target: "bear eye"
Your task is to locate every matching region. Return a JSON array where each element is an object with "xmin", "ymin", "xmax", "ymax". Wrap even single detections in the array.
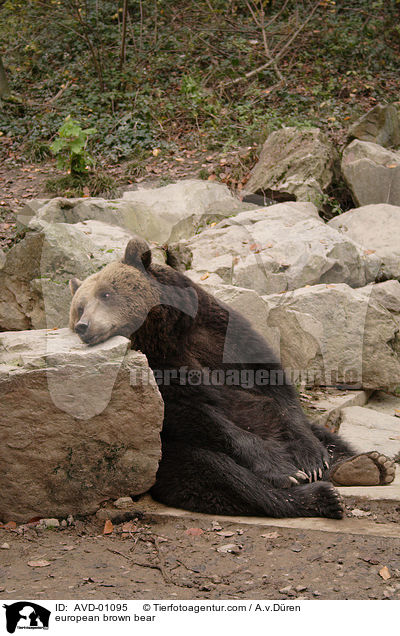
[
  {"xmin": 100, "ymin": 291, "xmax": 111, "ymax": 301},
  {"xmin": 77, "ymin": 304, "xmax": 84, "ymax": 317}
]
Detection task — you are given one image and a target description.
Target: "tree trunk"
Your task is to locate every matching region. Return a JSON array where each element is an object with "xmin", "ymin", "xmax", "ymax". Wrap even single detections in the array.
[
  {"xmin": 0, "ymin": 55, "xmax": 10, "ymax": 98},
  {"xmin": 120, "ymin": 0, "xmax": 129, "ymax": 69}
]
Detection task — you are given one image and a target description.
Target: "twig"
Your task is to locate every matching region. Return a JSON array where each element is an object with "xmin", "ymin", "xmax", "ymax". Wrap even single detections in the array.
[
  {"xmin": 106, "ymin": 547, "xmax": 131, "ymax": 561},
  {"xmin": 46, "ymin": 81, "xmax": 71, "ymax": 105},
  {"xmin": 224, "ymin": 0, "xmax": 320, "ymax": 86},
  {"xmin": 153, "ymin": 537, "xmax": 173, "ymax": 584}
]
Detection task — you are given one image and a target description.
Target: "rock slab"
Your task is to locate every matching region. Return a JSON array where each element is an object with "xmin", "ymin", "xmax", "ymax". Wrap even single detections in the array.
[
  {"xmin": 245, "ymin": 127, "xmax": 335, "ymax": 208},
  {"xmin": 173, "ymin": 203, "xmax": 381, "ymax": 295},
  {"xmin": 262, "ymin": 283, "xmax": 400, "ymax": 390},
  {"xmin": 0, "ymin": 328, "xmax": 163, "ymax": 523},
  {"xmin": 348, "ymin": 104, "xmax": 400, "ymax": 148},
  {"xmin": 339, "ymin": 406, "xmax": 400, "ymax": 459},
  {"xmin": 19, "ymin": 180, "xmax": 253, "ymax": 244},
  {"xmin": 342, "ymin": 140, "xmax": 400, "ymax": 207},
  {"xmin": 328, "ymin": 204, "xmax": 400, "ymax": 279}
]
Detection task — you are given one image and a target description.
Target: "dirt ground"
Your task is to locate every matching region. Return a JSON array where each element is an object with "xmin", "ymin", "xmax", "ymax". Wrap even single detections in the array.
[{"xmin": 1, "ymin": 497, "xmax": 400, "ymax": 601}]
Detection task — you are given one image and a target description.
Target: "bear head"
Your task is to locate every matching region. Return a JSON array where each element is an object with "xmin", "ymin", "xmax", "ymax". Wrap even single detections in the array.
[
  {"xmin": 69, "ymin": 237, "xmax": 198, "ymax": 352},
  {"xmin": 69, "ymin": 237, "xmax": 160, "ymax": 346}
]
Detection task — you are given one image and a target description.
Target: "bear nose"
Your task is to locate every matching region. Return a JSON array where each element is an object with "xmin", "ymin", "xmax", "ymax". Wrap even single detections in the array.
[{"xmin": 75, "ymin": 320, "xmax": 89, "ymax": 336}]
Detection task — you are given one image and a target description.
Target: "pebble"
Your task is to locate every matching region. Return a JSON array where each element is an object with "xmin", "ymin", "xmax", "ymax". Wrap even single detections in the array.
[
  {"xmin": 1, "ymin": 543, "xmax": 10, "ymax": 549},
  {"xmin": 113, "ymin": 496, "xmax": 134, "ymax": 509},
  {"xmin": 290, "ymin": 542, "xmax": 303, "ymax": 552},
  {"xmin": 40, "ymin": 518, "xmax": 60, "ymax": 528},
  {"xmin": 279, "ymin": 585, "xmax": 292, "ymax": 593}
]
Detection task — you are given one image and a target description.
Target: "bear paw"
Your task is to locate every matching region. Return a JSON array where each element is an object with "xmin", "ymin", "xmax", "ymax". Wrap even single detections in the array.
[
  {"xmin": 329, "ymin": 452, "xmax": 396, "ymax": 487},
  {"xmin": 312, "ymin": 482, "xmax": 344, "ymax": 519}
]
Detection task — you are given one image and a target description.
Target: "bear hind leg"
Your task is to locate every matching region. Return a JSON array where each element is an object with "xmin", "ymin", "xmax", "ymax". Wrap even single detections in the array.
[{"xmin": 151, "ymin": 443, "xmax": 344, "ymax": 519}]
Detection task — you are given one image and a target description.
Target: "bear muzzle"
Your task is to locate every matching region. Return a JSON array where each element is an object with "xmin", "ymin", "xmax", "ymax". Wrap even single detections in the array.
[{"xmin": 75, "ymin": 319, "xmax": 90, "ymax": 337}]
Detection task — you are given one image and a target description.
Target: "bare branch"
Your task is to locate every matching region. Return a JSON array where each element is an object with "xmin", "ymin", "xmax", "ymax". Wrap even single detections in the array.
[{"xmin": 224, "ymin": 0, "xmax": 321, "ymax": 86}]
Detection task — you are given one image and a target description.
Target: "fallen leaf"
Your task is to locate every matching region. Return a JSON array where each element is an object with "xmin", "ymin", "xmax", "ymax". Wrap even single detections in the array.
[
  {"xmin": 200, "ymin": 273, "xmax": 210, "ymax": 280},
  {"xmin": 363, "ymin": 249, "xmax": 376, "ymax": 255},
  {"xmin": 379, "ymin": 566, "xmax": 391, "ymax": 580},
  {"xmin": 121, "ymin": 522, "xmax": 137, "ymax": 534},
  {"xmin": 185, "ymin": 527, "xmax": 204, "ymax": 536},
  {"xmin": 261, "ymin": 531, "xmax": 280, "ymax": 539},
  {"xmin": 351, "ymin": 508, "xmax": 371, "ymax": 518},
  {"xmin": 361, "ymin": 557, "xmax": 379, "ymax": 565},
  {"xmin": 386, "ymin": 164, "xmax": 398, "ymax": 169},
  {"xmin": 103, "ymin": 519, "xmax": 114, "ymax": 535},
  {"xmin": 28, "ymin": 560, "xmax": 51, "ymax": 568},
  {"xmin": 3, "ymin": 521, "xmax": 17, "ymax": 530}
]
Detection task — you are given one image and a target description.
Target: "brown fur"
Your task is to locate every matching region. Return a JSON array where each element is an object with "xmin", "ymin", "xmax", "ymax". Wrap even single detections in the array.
[{"xmin": 69, "ymin": 261, "xmax": 160, "ymax": 346}]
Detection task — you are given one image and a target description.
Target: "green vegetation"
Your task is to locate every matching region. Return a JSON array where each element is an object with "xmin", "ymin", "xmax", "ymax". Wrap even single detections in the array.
[
  {"xmin": 0, "ymin": 0, "xmax": 399, "ymax": 166},
  {"xmin": 50, "ymin": 116, "xmax": 96, "ymax": 175}
]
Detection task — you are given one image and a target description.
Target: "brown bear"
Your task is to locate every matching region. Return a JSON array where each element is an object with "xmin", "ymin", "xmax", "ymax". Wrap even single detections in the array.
[{"xmin": 69, "ymin": 237, "xmax": 395, "ymax": 519}]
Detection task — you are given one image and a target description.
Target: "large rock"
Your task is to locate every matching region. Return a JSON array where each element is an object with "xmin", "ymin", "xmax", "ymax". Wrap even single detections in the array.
[
  {"xmin": 328, "ymin": 204, "xmax": 400, "ymax": 279},
  {"xmin": 0, "ymin": 219, "xmax": 134, "ymax": 331},
  {"xmin": 18, "ymin": 180, "xmax": 254, "ymax": 244},
  {"xmin": 358, "ymin": 280, "xmax": 400, "ymax": 318},
  {"xmin": 0, "ymin": 328, "xmax": 164, "ymax": 523},
  {"xmin": 199, "ymin": 281, "xmax": 277, "ymax": 358},
  {"xmin": 261, "ymin": 283, "xmax": 400, "ymax": 390},
  {"xmin": 339, "ymin": 406, "xmax": 400, "ymax": 458},
  {"xmin": 341, "ymin": 140, "xmax": 400, "ymax": 207},
  {"xmin": 245, "ymin": 127, "xmax": 335, "ymax": 208},
  {"xmin": 171, "ymin": 203, "xmax": 382, "ymax": 295},
  {"xmin": 348, "ymin": 104, "xmax": 400, "ymax": 148}
]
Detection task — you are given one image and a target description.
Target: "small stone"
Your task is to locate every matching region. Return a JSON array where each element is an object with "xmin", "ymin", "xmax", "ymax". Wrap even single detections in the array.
[
  {"xmin": 279, "ymin": 585, "xmax": 292, "ymax": 594},
  {"xmin": 313, "ymin": 590, "xmax": 321, "ymax": 597},
  {"xmin": 295, "ymin": 585, "xmax": 307, "ymax": 592},
  {"xmin": 61, "ymin": 520, "xmax": 67, "ymax": 528},
  {"xmin": 290, "ymin": 542, "xmax": 303, "ymax": 553},
  {"xmin": 113, "ymin": 497, "xmax": 134, "ymax": 509},
  {"xmin": 1, "ymin": 543, "xmax": 10, "ymax": 549},
  {"xmin": 40, "ymin": 518, "xmax": 60, "ymax": 528},
  {"xmin": 211, "ymin": 520, "xmax": 222, "ymax": 531}
]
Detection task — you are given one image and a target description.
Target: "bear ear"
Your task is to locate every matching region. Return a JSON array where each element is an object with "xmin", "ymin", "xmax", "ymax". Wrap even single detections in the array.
[
  {"xmin": 69, "ymin": 278, "xmax": 82, "ymax": 296},
  {"xmin": 122, "ymin": 237, "xmax": 152, "ymax": 270}
]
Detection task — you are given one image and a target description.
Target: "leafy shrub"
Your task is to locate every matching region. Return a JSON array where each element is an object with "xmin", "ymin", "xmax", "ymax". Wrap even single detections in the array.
[{"xmin": 50, "ymin": 117, "xmax": 96, "ymax": 175}]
